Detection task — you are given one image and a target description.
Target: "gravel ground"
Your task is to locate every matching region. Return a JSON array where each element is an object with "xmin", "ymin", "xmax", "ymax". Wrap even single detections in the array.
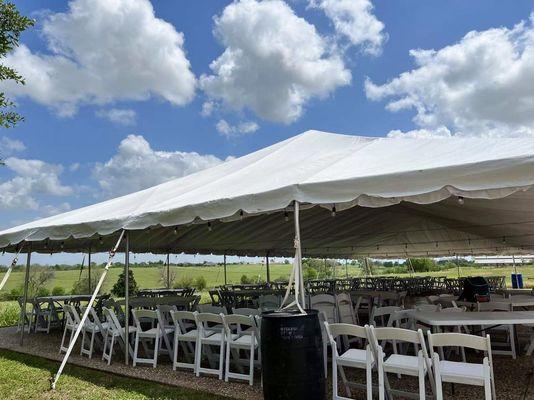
[{"xmin": 1, "ymin": 326, "xmax": 534, "ymax": 399}]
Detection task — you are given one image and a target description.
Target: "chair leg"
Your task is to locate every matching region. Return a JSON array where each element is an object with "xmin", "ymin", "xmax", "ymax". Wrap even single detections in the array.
[
  {"xmin": 249, "ymin": 343, "xmax": 255, "ymax": 386},
  {"xmin": 433, "ymin": 354, "xmax": 443, "ymax": 400},
  {"xmin": 509, "ymin": 325, "xmax": 517, "ymax": 359},
  {"xmin": 418, "ymin": 364, "xmax": 426, "ymax": 400},
  {"xmin": 172, "ymin": 335, "xmax": 179, "ymax": 370},
  {"xmin": 153, "ymin": 334, "xmax": 159, "ymax": 368},
  {"xmin": 60, "ymin": 325, "xmax": 68, "ymax": 353},
  {"xmin": 108, "ymin": 335, "xmax": 115, "ymax": 365},
  {"xmin": 89, "ymin": 330, "xmax": 95, "ymax": 358},
  {"xmin": 332, "ymin": 358, "xmax": 338, "ymax": 400},
  {"xmin": 133, "ymin": 333, "xmax": 139, "ymax": 367},
  {"xmin": 218, "ymin": 341, "xmax": 225, "ymax": 380},
  {"xmin": 366, "ymin": 365, "xmax": 373, "ymax": 400},
  {"xmin": 195, "ymin": 340, "xmax": 202, "ymax": 377},
  {"xmin": 378, "ymin": 357, "xmax": 385, "ymax": 400},
  {"xmin": 225, "ymin": 342, "xmax": 231, "ymax": 382}
]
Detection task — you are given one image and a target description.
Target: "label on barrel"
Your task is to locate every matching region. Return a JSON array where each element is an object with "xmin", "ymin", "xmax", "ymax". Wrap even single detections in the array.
[{"xmin": 280, "ymin": 325, "xmax": 304, "ymax": 340}]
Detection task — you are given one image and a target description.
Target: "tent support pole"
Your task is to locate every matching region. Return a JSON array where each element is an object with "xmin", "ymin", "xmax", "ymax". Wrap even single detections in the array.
[
  {"xmin": 88, "ymin": 248, "xmax": 92, "ymax": 293},
  {"xmin": 280, "ymin": 201, "xmax": 305, "ymax": 313},
  {"xmin": 0, "ymin": 244, "xmax": 24, "ymax": 292},
  {"xmin": 20, "ymin": 248, "xmax": 31, "ymax": 346},
  {"xmin": 266, "ymin": 251, "xmax": 270, "ymax": 284},
  {"xmin": 166, "ymin": 253, "xmax": 170, "ymax": 289},
  {"xmin": 51, "ymin": 230, "xmax": 125, "ymax": 390},
  {"xmin": 223, "ymin": 253, "xmax": 227, "ymax": 286},
  {"xmin": 124, "ymin": 232, "xmax": 129, "ymax": 365},
  {"xmin": 345, "ymin": 259, "xmax": 348, "ymax": 279}
]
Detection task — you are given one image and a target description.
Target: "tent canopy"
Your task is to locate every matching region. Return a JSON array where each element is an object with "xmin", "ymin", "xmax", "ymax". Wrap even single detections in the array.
[{"xmin": 2, "ymin": 130, "xmax": 534, "ymax": 257}]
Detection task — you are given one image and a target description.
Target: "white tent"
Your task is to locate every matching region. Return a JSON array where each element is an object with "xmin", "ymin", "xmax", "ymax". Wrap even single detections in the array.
[{"xmin": 2, "ymin": 129, "xmax": 534, "ymax": 257}]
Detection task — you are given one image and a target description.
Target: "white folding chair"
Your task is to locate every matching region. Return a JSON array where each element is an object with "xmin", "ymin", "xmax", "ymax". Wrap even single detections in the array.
[
  {"xmin": 370, "ymin": 306, "xmax": 403, "ymax": 327},
  {"xmin": 101, "ymin": 306, "xmax": 137, "ymax": 365},
  {"xmin": 427, "ymin": 331, "xmax": 495, "ymax": 400},
  {"xmin": 416, "ymin": 304, "xmax": 442, "ymax": 312},
  {"xmin": 369, "ymin": 326, "xmax": 434, "ymax": 400},
  {"xmin": 170, "ymin": 310, "xmax": 199, "ymax": 371},
  {"xmin": 132, "ymin": 309, "xmax": 160, "ymax": 367},
  {"xmin": 477, "ymin": 301, "xmax": 516, "ymax": 359},
  {"xmin": 60, "ymin": 304, "xmax": 81, "ymax": 353},
  {"xmin": 325, "ymin": 322, "xmax": 375, "ymax": 400},
  {"xmin": 336, "ymin": 293, "xmax": 358, "ymax": 325},
  {"xmin": 80, "ymin": 307, "xmax": 108, "ymax": 358},
  {"xmin": 156, "ymin": 304, "xmax": 177, "ymax": 361},
  {"xmin": 197, "ymin": 304, "xmax": 227, "ymax": 314},
  {"xmin": 222, "ymin": 314, "xmax": 260, "ymax": 385},
  {"xmin": 312, "ymin": 294, "xmax": 337, "ymax": 376},
  {"xmin": 231, "ymin": 307, "xmax": 260, "ymax": 317},
  {"xmin": 195, "ymin": 312, "xmax": 228, "ymax": 379}
]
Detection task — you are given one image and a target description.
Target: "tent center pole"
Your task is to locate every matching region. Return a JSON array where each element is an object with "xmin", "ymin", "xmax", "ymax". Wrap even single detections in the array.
[
  {"xmin": 166, "ymin": 253, "xmax": 170, "ymax": 289},
  {"xmin": 20, "ymin": 247, "xmax": 31, "ymax": 346},
  {"xmin": 124, "ymin": 231, "xmax": 130, "ymax": 365},
  {"xmin": 51, "ymin": 230, "xmax": 125, "ymax": 390},
  {"xmin": 223, "ymin": 253, "xmax": 227, "ymax": 286},
  {"xmin": 266, "ymin": 251, "xmax": 270, "ymax": 284}
]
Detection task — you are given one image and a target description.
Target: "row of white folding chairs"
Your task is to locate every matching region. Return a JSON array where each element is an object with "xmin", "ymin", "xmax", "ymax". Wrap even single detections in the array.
[
  {"xmin": 325, "ymin": 322, "xmax": 496, "ymax": 400},
  {"xmin": 171, "ymin": 311, "xmax": 260, "ymax": 385}
]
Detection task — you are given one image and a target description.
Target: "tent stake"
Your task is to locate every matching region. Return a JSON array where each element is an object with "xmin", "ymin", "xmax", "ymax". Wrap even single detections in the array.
[
  {"xmin": 124, "ymin": 231, "xmax": 129, "ymax": 365},
  {"xmin": 0, "ymin": 244, "xmax": 24, "ymax": 292},
  {"xmin": 51, "ymin": 230, "xmax": 125, "ymax": 390},
  {"xmin": 20, "ymin": 248, "xmax": 31, "ymax": 346}
]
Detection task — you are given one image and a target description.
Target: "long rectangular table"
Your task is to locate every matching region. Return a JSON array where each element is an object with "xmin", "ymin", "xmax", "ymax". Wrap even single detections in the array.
[{"xmin": 413, "ymin": 310, "xmax": 534, "ymax": 326}]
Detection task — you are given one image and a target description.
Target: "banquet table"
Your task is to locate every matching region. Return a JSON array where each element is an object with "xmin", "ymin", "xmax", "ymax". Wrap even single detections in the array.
[{"xmin": 412, "ymin": 310, "xmax": 534, "ymax": 327}]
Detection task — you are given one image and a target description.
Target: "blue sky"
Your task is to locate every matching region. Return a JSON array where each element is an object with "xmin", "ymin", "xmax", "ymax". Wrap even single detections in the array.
[{"xmin": 1, "ymin": 0, "xmax": 533, "ymax": 264}]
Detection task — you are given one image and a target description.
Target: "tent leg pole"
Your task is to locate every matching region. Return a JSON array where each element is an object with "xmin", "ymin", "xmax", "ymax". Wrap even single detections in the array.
[
  {"xmin": 224, "ymin": 254, "xmax": 227, "ymax": 286},
  {"xmin": 266, "ymin": 251, "xmax": 270, "ymax": 284},
  {"xmin": 124, "ymin": 232, "xmax": 129, "ymax": 366},
  {"xmin": 20, "ymin": 248, "xmax": 31, "ymax": 346},
  {"xmin": 88, "ymin": 248, "xmax": 91, "ymax": 293},
  {"xmin": 166, "ymin": 253, "xmax": 170, "ymax": 289},
  {"xmin": 51, "ymin": 230, "xmax": 125, "ymax": 390},
  {"xmin": 0, "ymin": 245, "xmax": 24, "ymax": 292}
]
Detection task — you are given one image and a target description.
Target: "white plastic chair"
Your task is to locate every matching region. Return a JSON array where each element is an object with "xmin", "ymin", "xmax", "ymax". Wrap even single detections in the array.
[
  {"xmin": 427, "ymin": 331, "xmax": 495, "ymax": 400},
  {"xmin": 369, "ymin": 326, "xmax": 434, "ymax": 400},
  {"xmin": 80, "ymin": 307, "xmax": 108, "ymax": 358},
  {"xmin": 416, "ymin": 304, "xmax": 442, "ymax": 312},
  {"xmin": 231, "ymin": 307, "xmax": 260, "ymax": 317},
  {"xmin": 195, "ymin": 312, "xmax": 228, "ymax": 379},
  {"xmin": 325, "ymin": 322, "xmax": 375, "ymax": 400},
  {"xmin": 101, "ymin": 306, "xmax": 137, "ymax": 365},
  {"xmin": 156, "ymin": 304, "xmax": 177, "ymax": 360},
  {"xmin": 197, "ymin": 304, "xmax": 227, "ymax": 314},
  {"xmin": 370, "ymin": 306, "xmax": 403, "ymax": 327},
  {"xmin": 312, "ymin": 294, "xmax": 337, "ymax": 376},
  {"xmin": 477, "ymin": 301, "xmax": 516, "ymax": 358},
  {"xmin": 336, "ymin": 293, "xmax": 358, "ymax": 325},
  {"xmin": 170, "ymin": 310, "xmax": 199, "ymax": 371},
  {"xmin": 222, "ymin": 314, "xmax": 260, "ymax": 385},
  {"xmin": 132, "ymin": 309, "xmax": 160, "ymax": 367},
  {"xmin": 60, "ymin": 304, "xmax": 81, "ymax": 354}
]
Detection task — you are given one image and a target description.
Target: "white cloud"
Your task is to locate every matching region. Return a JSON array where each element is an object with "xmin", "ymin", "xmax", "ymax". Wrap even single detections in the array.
[
  {"xmin": 0, "ymin": 137, "xmax": 25, "ymax": 155},
  {"xmin": 201, "ymin": 101, "xmax": 215, "ymax": 117},
  {"xmin": 0, "ymin": 158, "xmax": 72, "ymax": 210},
  {"xmin": 310, "ymin": 0, "xmax": 386, "ymax": 55},
  {"xmin": 365, "ymin": 15, "xmax": 534, "ymax": 137},
  {"xmin": 216, "ymin": 119, "xmax": 259, "ymax": 138},
  {"xmin": 69, "ymin": 162, "xmax": 80, "ymax": 172},
  {"xmin": 200, "ymin": 0, "xmax": 351, "ymax": 124},
  {"xmin": 4, "ymin": 0, "xmax": 196, "ymax": 116},
  {"xmin": 96, "ymin": 108, "xmax": 136, "ymax": 126},
  {"xmin": 387, "ymin": 126, "xmax": 453, "ymax": 139},
  {"xmin": 41, "ymin": 202, "xmax": 71, "ymax": 217},
  {"xmin": 93, "ymin": 134, "xmax": 225, "ymax": 198}
]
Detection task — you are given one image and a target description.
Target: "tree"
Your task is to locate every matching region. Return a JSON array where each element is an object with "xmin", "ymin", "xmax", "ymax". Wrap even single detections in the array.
[
  {"xmin": 111, "ymin": 269, "xmax": 139, "ymax": 298},
  {"xmin": 0, "ymin": 1, "xmax": 34, "ymax": 128}
]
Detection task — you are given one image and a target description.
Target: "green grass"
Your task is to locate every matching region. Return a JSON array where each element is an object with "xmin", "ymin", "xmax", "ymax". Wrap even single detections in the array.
[{"xmin": 0, "ymin": 349, "xmax": 228, "ymax": 399}]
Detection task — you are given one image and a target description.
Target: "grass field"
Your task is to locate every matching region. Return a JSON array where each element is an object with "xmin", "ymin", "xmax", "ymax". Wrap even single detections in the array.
[{"xmin": 0, "ymin": 349, "xmax": 227, "ymax": 400}]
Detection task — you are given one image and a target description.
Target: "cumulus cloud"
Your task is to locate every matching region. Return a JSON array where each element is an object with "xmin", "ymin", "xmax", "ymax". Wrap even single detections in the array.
[
  {"xmin": 200, "ymin": 0, "xmax": 351, "ymax": 124},
  {"xmin": 366, "ymin": 15, "xmax": 534, "ymax": 137},
  {"xmin": 96, "ymin": 108, "xmax": 136, "ymax": 126},
  {"xmin": 4, "ymin": 0, "xmax": 196, "ymax": 116},
  {"xmin": 310, "ymin": 0, "xmax": 386, "ymax": 55},
  {"xmin": 216, "ymin": 119, "xmax": 259, "ymax": 138},
  {"xmin": 0, "ymin": 158, "xmax": 72, "ymax": 210},
  {"xmin": 0, "ymin": 137, "xmax": 25, "ymax": 155},
  {"xmin": 93, "ymin": 134, "xmax": 225, "ymax": 198}
]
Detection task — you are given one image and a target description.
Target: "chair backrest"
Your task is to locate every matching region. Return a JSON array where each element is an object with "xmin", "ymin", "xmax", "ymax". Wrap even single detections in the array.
[
  {"xmin": 440, "ymin": 306, "xmax": 466, "ymax": 313},
  {"xmin": 427, "ymin": 331, "xmax": 492, "ymax": 357},
  {"xmin": 102, "ymin": 306, "xmax": 122, "ymax": 334},
  {"xmin": 232, "ymin": 307, "xmax": 260, "ymax": 317},
  {"xmin": 197, "ymin": 304, "xmax": 227, "ymax": 314},
  {"xmin": 477, "ymin": 301, "xmax": 512, "ymax": 312},
  {"xmin": 336, "ymin": 293, "xmax": 357, "ymax": 325},
  {"xmin": 132, "ymin": 309, "xmax": 159, "ymax": 331},
  {"xmin": 427, "ymin": 295, "xmax": 440, "ymax": 304},
  {"xmin": 324, "ymin": 322, "xmax": 369, "ymax": 351},
  {"xmin": 368, "ymin": 325, "xmax": 427, "ymax": 357},
  {"xmin": 387, "ymin": 309, "xmax": 415, "ymax": 329},
  {"xmin": 222, "ymin": 314, "xmax": 258, "ymax": 339},
  {"xmin": 259, "ymin": 294, "xmax": 280, "ymax": 310},
  {"xmin": 370, "ymin": 306, "xmax": 403, "ymax": 327},
  {"xmin": 311, "ymin": 294, "xmax": 337, "ymax": 323},
  {"xmin": 64, "ymin": 304, "xmax": 81, "ymax": 325},
  {"xmin": 170, "ymin": 310, "xmax": 198, "ymax": 334},
  {"xmin": 157, "ymin": 304, "xmax": 177, "ymax": 328}
]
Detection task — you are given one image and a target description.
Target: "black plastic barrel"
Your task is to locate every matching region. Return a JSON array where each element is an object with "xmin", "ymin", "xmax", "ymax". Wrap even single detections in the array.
[{"xmin": 261, "ymin": 310, "xmax": 325, "ymax": 400}]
